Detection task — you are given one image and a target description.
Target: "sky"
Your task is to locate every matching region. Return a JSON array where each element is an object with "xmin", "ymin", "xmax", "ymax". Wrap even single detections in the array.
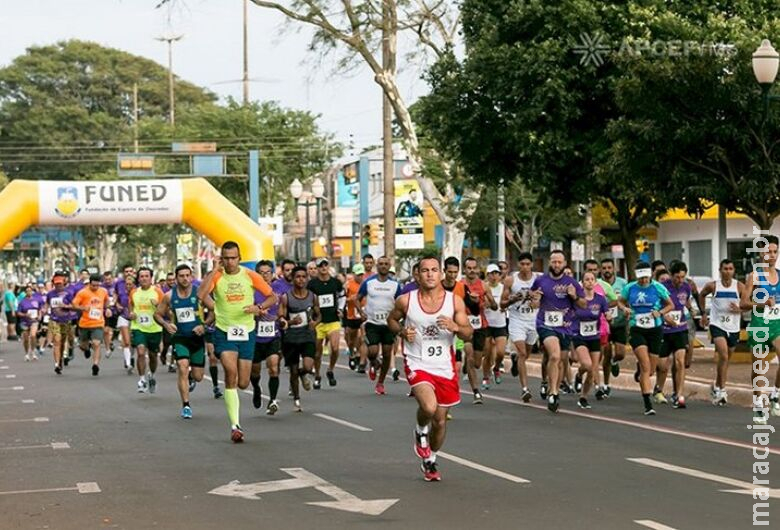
[{"xmin": 0, "ymin": 0, "xmax": 432, "ymax": 155}]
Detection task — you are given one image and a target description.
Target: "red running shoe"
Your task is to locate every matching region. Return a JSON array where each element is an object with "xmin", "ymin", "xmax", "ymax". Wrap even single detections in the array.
[
  {"xmin": 230, "ymin": 426, "xmax": 244, "ymax": 443},
  {"xmin": 414, "ymin": 429, "xmax": 431, "ymax": 459},
  {"xmin": 421, "ymin": 460, "xmax": 441, "ymax": 482},
  {"xmin": 368, "ymin": 364, "xmax": 377, "ymax": 381}
]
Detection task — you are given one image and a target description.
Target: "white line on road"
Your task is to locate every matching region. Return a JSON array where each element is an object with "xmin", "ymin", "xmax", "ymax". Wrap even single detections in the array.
[
  {"xmin": 0, "ymin": 482, "xmax": 100, "ymax": 496},
  {"xmin": 0, "ymin": 442, "xmax": 70, "ymax": 451},
  {"xmin": 0, "ymin": 417, "xmax": 49, "ymax": 423},
  {"xmin": 22, "ymin": 399, "xmax": 34, "ymax": 404},
  {"xmin": 0, "ymin": 399, "xmax": 33, "ymax": 405},
  {"xmin": 437, "ymin": 451, "xmax": 530, "ymax": 483},
  {"xmin": 635, "ymin": 520, "xmax": 679, "ymax": 530},
  {"xmin": 0, "ymin": 365, "xmax": 9, "ymax": 369},
  {"xmin": 4, "ymin": 374, "xmax": 16, "ymax": 378},
  {"xmin": 0, "ymin": 386, "xmax": 23, "ymax": 391},
  {"xmin": 312, "ymin": 413, "xmax": 372, "ymax": 432}
]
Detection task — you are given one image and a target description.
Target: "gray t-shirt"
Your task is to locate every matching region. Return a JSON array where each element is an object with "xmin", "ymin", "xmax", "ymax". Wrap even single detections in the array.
[{"xmin": 283, "ymin": 290, "xmax": 316, "ymax": 344}]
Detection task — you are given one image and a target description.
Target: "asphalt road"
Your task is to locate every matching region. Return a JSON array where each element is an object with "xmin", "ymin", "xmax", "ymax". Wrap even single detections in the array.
[{"xmin": 0, "ymin": 341, "xmax": 778, "ymax": 530}]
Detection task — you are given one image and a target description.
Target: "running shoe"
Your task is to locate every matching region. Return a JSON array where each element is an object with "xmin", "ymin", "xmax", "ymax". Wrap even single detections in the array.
[
  {"xmin": 521, "ymin": 387, "xmax": 532, "ymax": 403},
  {"xmin": 168, "ymin": 363, "xmax": 176, "ymax": 373},
  {"xmin": 577, "ymin": 397, "xmax": 591, "ymax": 409},
  {"xmin": 348, "ymin": 357, "xmax": 357, "ymax": 371},
  {"xmin": 213, "ymin": 386, "xmax": 223, "ymax": 399},
  {"xmin": 473, "ymin": 390, "xmax": 483, "ymax": 405},
  {"xmin": 137, "ymin": 379, "xmax": 147, "ymax": 393},
  {"xmin": 230, "ymin": 426, "xmax": 244, "ymax": 443},
  {"xmin": 539, "ymin": 382, "xmax": 548, "ymax": 400},
  {"xmin": 105, "ymin": 346, "xmax": 112, "ymax": 359},
  {"xmin": 25, "ymin": 354, "xmax": 31, "ymax": 362},
  {"xmin": 356, "ymin": 364, "xmax": 366, "ymax": 374},
  {"xmin": 510, "ymin": 353, "xmax": 519, "ymax": 377},
  {"xmin": 574, "ymin": 372, "xmax": 583, "ymax": 393},
  {"xmin": 604, "ymin": 385, "xmax": 612, "ymax": 397},
  {"xmin": 560, "ymin": 381, "xmax": 573, "ymax": 394},
  {"xmin": 63, "ymin": 355, "xmax": 69, "ymax": 366},
  {"xmin": 188, "ymin": 377, "xmax": 197, "ymax": 393},
  {"xmin": 547, "ymin": 394, "xmax": 559, "ymax": 413},
  {"xmin": 421, "ymin": 460, "xmax": 441, "ymax": 482},
  {"xmin": 126, "ymin": 364, "xmax": 134, "ymax": 375},
  {"xmin": 446, "ymin": 411, "xmax": 453, "ymax": 421},
  {"xmin": 653, "ymin": 391, "xmax": 668, "ymax": 405},
  {"xmin": 54, "ymin": 365, "xmax": 62, "ymax": 375},
  {"xmin": 301, "ymin": 372, "xmax": 312, "ymax": 391},
  {"xmin": 493, "ymin": 370, "xmax": 502, "ymax": 385},
  {"xmin": 148, "ymin": 376, "xmax": 156, "ymax": 394},
  {"xmin": 313, "ymin": 376, "xmax": 322, "ymax": 390},
  {"xmin": 753, "ymin": 410, "xmax": 768, "ymax": 425},
  {"xmin": 414, "ymin": 429, "xmax": 432, "ymax": 459},
  {"xmin": 181, "ymin": 406, "xmax": 193, "ymax": 419},
  {"xmin": 481, "ymin": 377, "xmax": 490, "ymax": 390},
  {"xmin": 326, "ymin": 370, "xmax": 337, "ymax": 387},
  {"xmin": 676, "ymin": 395, "xmax": 687, "ymax": 409},
  {"xmin": 710, "ymin": 386, "xmax": 719, "ymax": 405},
  {"xmin": 771, "ymin": 398, "xmax": 780, "ymax": 417},
  {"xmin": 595, "ymin": 387, "xmax": 606, "ymax": 401},
  {"xmin": 718, "ymin": 389, "xmax": 728, "ymax": 407},
  {"xmin": 368, "ymin": 364, "xmax": 377, "ymax": 381},
  {"xmin": 252, "ymin": 385, "xmax": 262, "ymax": 409},
  {"xmin": 91, "ymin": 364, "xmax": 99, "ymax": 376},
  {"xmin": 610, "ymin": 360, "xmax": 620, "ymax": 378},
  {"xmin": 293, "ymin": 398, "xmax": 302, "ymax": 412},
  {"xmin": 375, "ymin": 383, "xmax": 386, "ymax": 395},
  {"xmin": 83, "ymin": 347, "xmax": 91, "ymax": 359},
  {"xmin": 266, "ymin": 400, "xmax": 279, "ymax": 416},
  {"xmin": 392, "ymin": 368, "xmax": 400, "ymax": 382},
  {"xmin": 644, "ymin": 406, "xmax": 656, "ymax": 416}
]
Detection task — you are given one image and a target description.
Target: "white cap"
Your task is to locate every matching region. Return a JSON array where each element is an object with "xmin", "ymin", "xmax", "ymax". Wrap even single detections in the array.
[
  {"xmin": 486, "ymin": 264, "xmax": 500, "ymax": 274},
  {"xmin": 635, "ymin": 268, "xmax": 652, "ymax": 279}
]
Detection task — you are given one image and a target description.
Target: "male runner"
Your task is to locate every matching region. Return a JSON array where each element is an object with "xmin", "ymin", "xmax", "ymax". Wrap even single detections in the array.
[
  {"xmin": 70, "ymin": 274, "xmax": 111, "ymax": 376},
  {"xmin": 387, "ymin": 255, "xmax": 472, "ymax": 481},
  {"xmin": 484, "ymin": 264, "xmax": 508, "ymax": 386},
  {"xmin": 599, "ymin": 258, "xmax": 628, "ymax": 398},
  {"xmin": 502, "ymin": 252, "xmax": 539, "ymax": 402},
  {"xmin": 699, "ymin": 259, "xmax": 745, "ymax": 406},
  {"xmin": 358, "ymin": 256, "xmax": 401, "ymax": 395},
  {"xmin": 154, "ymin": 264, "xmax": 208, "ymax": 419},
  {"xmin": 657, "ymin": 261, "xmax": 693, "ymax": 409},
  {"xmin": 462, "ymin": 257, "xmax": 498, "ymax": 398},
  {"xmin": 46, "ymin": 273, "xmax": 76, "ymax": 373},
  {"xmin": 115, "ymin": 265, "xmax": 136, "ymax": 372},
  {"xmin": 362, "ymin": 254, "xmax": 375, "ymax": 278},
  {"xmin": 129, "ymin": 267, "xmax": 165, "ymax": 393},
  {"xmin": 249, "ymin": 260, "xmax": 284, "ymax": 415},
  {"xmin": 198, "ymin": 242, "xmax": 276, "ymax": 442},
  {"xmin": 344, "ymin": 264, "xmax": 365, "ymax": 370},
  {"xmin": 308, "ymin": 258, "xmax": 345, "ymax": 388}
]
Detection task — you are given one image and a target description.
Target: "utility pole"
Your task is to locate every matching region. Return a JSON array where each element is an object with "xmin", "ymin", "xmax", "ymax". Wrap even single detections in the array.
[
  {"xmin": 156, "ymin": 34, "xmax": 184, "ymax": 126},
  {"xmin": 497, "ymin": 179, "xmax": 506, "ymax": 262},
  {"xmin": 132, "ymin": 82, "xmax": 139, "ymax": 153},
  {"xmin": 243, "ymin": 0, "xmax": 250, "ymax": 105},
  {"xmin": 382, "ymin": 1, "xmax": 397, "ymax": 262}
]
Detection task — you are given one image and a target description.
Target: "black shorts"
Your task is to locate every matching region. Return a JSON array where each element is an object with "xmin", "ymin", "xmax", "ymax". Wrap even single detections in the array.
[
  {"xmin": 629, "ymin": 326, "xmax": 663, "ymax": 356},
  {"xmin": 344, "ymin": 318, "xmax": 363, "ymax": 330},
  {"xmin": 486, "ymin": 326, "xmax": 508, "ymax": 339},
  {"xmin": 105, "ymin": 314, "xmax": 119, "ymax": 329},
  {"xmin": 254, "ymin": 338, "xmax": 281, "ymax": 363},
  {"xmin": 469, "ymin": 328, "xmax": 487, "ymax": 352},
  {"xmin": 710, "ymin": 325, "xmax": 739, "ymax": 349},
  {"xmin": 661, "ymin": 330, "xmax": 688, "ymax": 358},
  {"xmin": 572, "ymin": 337, "xmax": 601, "ymax": 352},
  {"xmin": 282, "ymin": 341, "xmax": 315, "ymax": 367},
  {"xmin": 365, "ymin": 322, "xmax": 396, "ymax": 346},
  {"xmin": 538, "ymin": 327, "xmax": 571, "ymax": 350},
  {"xmin": 609, "ymin": 324, "xmax": 628, "ymax": 344},
  {"xmin": 5, "ymin": 311, "xmax": 16, "ymax": 324}
]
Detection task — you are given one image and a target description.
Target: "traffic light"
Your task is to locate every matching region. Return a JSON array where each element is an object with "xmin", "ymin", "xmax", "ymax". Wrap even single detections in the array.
[
  {"xmin": 636, "ymin": 239, "xmax": 650, "ymax": 253},
  {"xmin": 370, "ymin": 224, "xmax": 379, "ymax": 246},
  {"xmin": 361, "ymin": 224, "xmax": 371, "ymax": 247}
]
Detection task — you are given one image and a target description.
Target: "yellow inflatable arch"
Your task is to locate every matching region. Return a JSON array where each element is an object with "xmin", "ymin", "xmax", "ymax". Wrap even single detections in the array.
[{"xmin": 0, "ymin": 178, "xmax": 274, "ymax": 266}]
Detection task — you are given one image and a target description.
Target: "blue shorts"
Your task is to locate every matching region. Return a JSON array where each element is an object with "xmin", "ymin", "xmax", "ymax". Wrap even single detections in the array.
[
  {"xmin": 213, "ymin": 328, "xmax": 256, "ymax": 361},
  {"xmin": 537, "ymin": 327, "xmax": 571, "ymax": 350}
]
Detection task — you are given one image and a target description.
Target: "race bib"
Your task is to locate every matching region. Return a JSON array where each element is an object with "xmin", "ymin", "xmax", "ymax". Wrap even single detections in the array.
[
  {"xmin": 319, "ymin": 294, "xmax": 335, "ymax": 308},
  {"xmin": 138, "ymin": 314, "xmax": 152, "ymax": 326},
  {"xmin": 43, "ymin": 315, "xmax": 50, "ymax": 324},
  {"xmin": 469, "ymin": 315, "xmax": 482, "ymax": 329},
  {"xmin": 50, "ymin": 297, "xmax": 63, "ymax": 308},
  {"xmin": 636, "ymin": 313, "xmax": 655, "ymax": 329},
  {"xmin": 718, "ymin": 315, "xmax": 734, "ymax": 325},
  {"xmin": 579, "ymin": 321, "xmax": 598, "ymax": 337},
  {"xmin": 668, "ymin": 310, "xmax": 682, "ymax": 326},
  {"xmin": 290, "ymin": 311, "xmax": 308, "ymax": 328},
  {"xmin": 227, "ymin": 325, "xmax": 249, "ymax": 341},
  {"xmin": 175, "ymin": 307, "xmax": 196, "ymax": 323},
  {"xmin": 374, "ymin": 311, "xmax": 389, "ymax": 323},
  {"xmin": 27, "ymin": 309, "xmax": 39, "ymax": 320},
  {"xmin": 519, "ymin": 305, "xmax": 534, "ymax": 315},
  {"xmin": 766, "ymin": 306, "xmax": 780, "ymax": 321},
  {"xmin": 608, "ymin": 307, "xmax": 619, "ymax": 319},
  {"xmin": 544, "ymin": 311, "xmax": 564, "ymax": 328},
  {"xmin": 88, "ymin": 308, "xmax": 102, "ymax": 320},
  {"xmin": 256, "ymin": 321, "xmax": 276, "ymax": 337}
]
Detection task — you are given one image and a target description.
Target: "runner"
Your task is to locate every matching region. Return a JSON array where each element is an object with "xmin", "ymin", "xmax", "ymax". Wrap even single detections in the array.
[
  {"xmin": 45, "ymin": 273, "xmax": 75, "ymax": 373},
  {"xmin": 308, "ymin": 258, "xmax": 345, "ymax": 389},
  {"xmin": 358, "ymin": 256, "xmax": 401, "ymax": 395},
  {"xmin": 70, "ymin": 274, "xmax": 111, "ymax": 376},
  {"xmin": 115, "ymin": 265, "xmax": 136, "ymax": 373},
  {"xmin": 699, "ymin": 259, "xmax": 745, "ymax": 406},
  {"xmin": 198, "ymin": 242, "xmax": 276, "ymax": 442},
  {"xmin": 657, "ymin": 261, "xmax": 693, "ymax": 409},
  {"xmin": 502, "ymin": 252, "xmax": 539, "ymax": 402},
  {"xmin": 362, "ymin": 254, "xmax": 375, "ymax": 278},
  {"xmin": 249, "ymin": 260, "xmax": 285, "ymax": 415},
  {"xmin": 387, "ymin": 255, "xmax": 472, "ymax": 481},
  {"xmin": 618, "ymin": 261, "xmax": 675, "ymax": 416},
  {"xmin": 102, "ymin": 271, "xmax": 118, "ymax": 357},
  {"xmin": 279, "ymin": 265, "xmax": 320, "ymax": 412},
  {"xmin": 483, "ymin": 264, "xmax": 508, "ymax": 386},
  {"xmin": 462, "ymin": 257, "xmax": 498, "ymax": 398},
  {"xmin": 344, "ymin": 264, "xmax": 365, "ymax": 370},
  {"xmin": 598, "ymin": 259, "xmax": 628, "ymax": 398},
  {"xmin": 441, "ymin": 257, "xmax": 469, "ymax": 398},
  {"xmin": 530, "ymin": 250, "xmax": 586, "ymax": 413},
  {"xmin": 571, "ymin": 271, "xmax": 611, "ymax": 409},
  {"xmin": 129, "ymin": 267, "xmax": 165, "ymax": 393},
  {"xmin": 742, "ymin": 234, "xmax": 780, "ymax": 424},
  {"xmin": 2, "ymin": 281, "xmax": 17, "ymax": 341},
  {"xmin": 306, "ymin": 260, "xmax": 318, "ymax": 280},
  {"xmin": 159, "ymin": 271, "xmax": 177, "ymax": 373},
  {"xmin": 203, "ymin": 303, "xmax": 225, "ymax": 399},
  {"xmin": 154, "ymin": 264, "xmax": 208, "ymax": 419},
  {"xmin": 17, "ymin": 284, "xmax": 42, "ymax": 361}
]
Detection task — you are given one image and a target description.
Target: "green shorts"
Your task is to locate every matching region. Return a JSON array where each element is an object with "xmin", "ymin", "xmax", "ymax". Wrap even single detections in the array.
[
  {"xmin": 173, "ymin": 336, "xmax": 206, "ymax": 367},
  {"xmin": 748, "ymin": 317, "xmax": 780, "ymax": 354},
  {"xmin": 131, "ymin": 330, "xmax": 162, "ymax": 354}
]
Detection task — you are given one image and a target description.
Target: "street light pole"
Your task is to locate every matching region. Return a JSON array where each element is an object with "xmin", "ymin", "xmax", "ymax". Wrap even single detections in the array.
[
  {"xmin": 243, "ymin": 0, "xmax": 250, "ymax": 105},
  {"xmin": 156, "ymin": 34, "xmax": 184, "ymax": 126},
  {"xmin": 753, "ymin": 39, "xmax": 780, "ymax": 121}
]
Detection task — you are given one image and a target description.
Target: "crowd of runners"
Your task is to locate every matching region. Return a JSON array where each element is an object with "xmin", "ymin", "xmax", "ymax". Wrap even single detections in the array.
[{"xmin": 1, "ymin": 235, "xmax": 779, "ymax": 481}]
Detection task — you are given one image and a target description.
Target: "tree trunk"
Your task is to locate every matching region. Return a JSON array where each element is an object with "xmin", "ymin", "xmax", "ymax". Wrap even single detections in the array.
[
  {"xmin": 619, "ymin": 221, "xmax": 639, "ymax": 280},
  {"xmin": 96, "ymin": 226, "xmax": 116, "ymax": 273},
  {"xmin": 442, "ymin": 225, "xmax": 466, "ymax": 261}
]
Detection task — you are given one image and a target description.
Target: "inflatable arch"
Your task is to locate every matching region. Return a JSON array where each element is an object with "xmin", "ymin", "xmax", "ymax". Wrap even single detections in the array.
[{"xmin": 0, "ymin": 178, "xmax": 274, "ymax": 267}]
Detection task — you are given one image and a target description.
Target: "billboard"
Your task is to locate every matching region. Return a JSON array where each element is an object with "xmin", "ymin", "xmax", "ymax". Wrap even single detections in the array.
[
  {"xmin": 394, "ymin": 179, "xmax": 424, "ymax": 249},
  {"xmin": 336, "ymin": 163, "xmax": 360, "ymax": 207}
]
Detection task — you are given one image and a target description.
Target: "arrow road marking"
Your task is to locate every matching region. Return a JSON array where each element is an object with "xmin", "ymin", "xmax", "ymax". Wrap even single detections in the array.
[
  {"xmin": 635, "ymin": 520, "xmax": 679, "ymax": 530},
  {"xmin": 628, "ymin": 458, "xmax": 780, "ymax": 499},
  {"xmin": 0, "ymin": 482, "xmax": 100, "ymax": 496},
  {"xmin": 209, "ymin": 467, "xmax": 398, "ymax": 516}
]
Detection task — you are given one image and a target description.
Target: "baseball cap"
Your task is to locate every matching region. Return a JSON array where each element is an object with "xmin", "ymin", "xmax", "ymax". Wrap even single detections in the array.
[
  {"xmin": 316, "ymin": 258, "xmax": 329, "ymax": 267},
  {"xmin": 486, "ymin": 264, "xmax": 500, "ymax": 274},
  {"xmin": 635, "ymin": 261, "xmax": 652, "ymax": 279},
  {"xmin": 352, "ymin": 264, "xmax": 365, "ymax": 275}
]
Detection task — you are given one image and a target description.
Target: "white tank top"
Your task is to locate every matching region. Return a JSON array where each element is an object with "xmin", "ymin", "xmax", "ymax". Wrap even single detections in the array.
[
  {"xmin": 710, "ymin": 279, "xmax": 740, "ymax": 333},
  {"xmin": 403, "ymin": 290, "xmax": 456, "ymax": 379},
  {"xmin": 508, "ymin": 272, "xmax": 538, "ymax": 323},
  {"xmin": 485, "ymin": 282, "xmax": 507, "ymax": 328}
]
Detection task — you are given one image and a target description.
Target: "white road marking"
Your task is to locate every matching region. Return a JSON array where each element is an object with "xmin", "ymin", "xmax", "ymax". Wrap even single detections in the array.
[
  {"xmin": 0, "ymin": 386, "xmax": 24, "ymax": 391},
  {"xmin": 0, "ymin": 399, "xmax": 33, "ymax": 405},
  {"xmin": 0, "ymin": 365, "xmax": 9, "ymax": 369},
  {"xmin": 635, "ymin": 520, "xmax": 679, "ymax": 530},
  {"xmin": 209, "ymin": 468, "xmax": 398, "ymax": 516},
  {"xmin": 437, "ymin": 451, "xmax": 530, "ymax": 483},
  {"xmin": 629, "ymin": 458, "xmax": 780, "ymax": 499},
  {"xmin": 0, "ymin": 482, "xmax": 100, "ymax": 496},
  {"xmin": 313, "ymin": 413, "xmax": 372, "ymax": 432},
  {"xmin": 4, "ymin": 374, "xmax": 17, "ymax": 379},
  {"xmin": 0, "ymin": 442, "xmax": 70, "ymax": 451},
  {"xmin": 0, "ymin": 417, "xmax": 49, "ymax": 423},
  {"xmin": 22, "ymin": 399, "xmax": 34, "ymax": 404}
]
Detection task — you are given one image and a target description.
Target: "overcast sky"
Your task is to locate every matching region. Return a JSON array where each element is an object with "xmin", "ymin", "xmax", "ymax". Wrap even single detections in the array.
[{"xmin": 1, "ymin": 0, "xmax": 432, "ymax": 154}]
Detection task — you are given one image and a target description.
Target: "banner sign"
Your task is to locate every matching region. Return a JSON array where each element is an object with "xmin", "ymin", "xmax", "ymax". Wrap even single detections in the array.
[
  {"xmin": 394, "ymin": 179, "xmax": 424, "ymax": 249},
  {"xmin": 38, "ymin": 180, "xmax": 183, "ymax": 225}
]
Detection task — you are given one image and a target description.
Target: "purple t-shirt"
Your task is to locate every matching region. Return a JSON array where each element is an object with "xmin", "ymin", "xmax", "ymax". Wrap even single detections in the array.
[
  {"xmin": 572, "ymin": 293, "xmax": 609, "ymax": 340},
  {"xmin": 18, "ymin": 296, "xmax": 43, "ymax": 325},
  {"xmin": 253, "ymin": 278, "xmax": 290, "ymax": 343},
  {"xmin": 400, "ymin": 281, "xmax": 419, "ymax": 295},
  {"xmin": 531, "ymin": 274, "xmax": 585, "ymax": 334},
  {"xmin": 662, "ymin": 279, "xmax": 691, "ymax": 334},
  {"xmin": 47, "ymin": 288, "xmax": 77, "ymax": 323}
]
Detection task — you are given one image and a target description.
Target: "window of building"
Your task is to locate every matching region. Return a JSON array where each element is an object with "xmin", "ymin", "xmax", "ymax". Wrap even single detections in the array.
[
  {"xmin": 660, "ymin": 241, "xmax": 682, "ymax": 265},
  {"xmin": 688, "ymin": 239, "xmax": 712, "ymax": 277}
]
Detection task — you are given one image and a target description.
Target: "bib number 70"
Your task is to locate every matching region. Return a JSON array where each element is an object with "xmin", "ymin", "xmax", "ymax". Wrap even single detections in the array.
[{"xmin": 427, "ymin": 345, "xmax": 443, "ymax": 357}]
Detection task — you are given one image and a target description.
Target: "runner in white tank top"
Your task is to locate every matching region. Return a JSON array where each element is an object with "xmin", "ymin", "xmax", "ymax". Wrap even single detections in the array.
[
  {"xmin": 698, "ymin": 259, "xmax": 746, "ymax": 406},
  {"xmin": 388, "ymin": 256, "xmax": 472, "ymax": 482},
  {"xmin": 484, "ymin": 264, "xmax": 509, "ymax": 386}
]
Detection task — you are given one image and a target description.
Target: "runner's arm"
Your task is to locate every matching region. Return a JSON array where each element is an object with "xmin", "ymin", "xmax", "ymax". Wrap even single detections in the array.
[
  {"xmin": 452, "ymin": 295, "xmax": 474, "ymax": 342},
  {"xmin": 698, "ymin": 281, "xmax": 715, "ymax": 326},
  {"xmin": 153, "ymin": 292, "xmax": 172, "ymax": 327},
  {"xmin": 739, "ymin": 275, "xmax": 761, "ymax": 310},
  {"xmin": 500, "ymin": 277, "xmax": 514, "ymax": 310},
  {"xmin": 386, "ymin": 294, "xmax": 409, "ymax": 335},
  {"xmin": 485, "ymin": 289, "xmax": 498, "ymax": 311}
]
